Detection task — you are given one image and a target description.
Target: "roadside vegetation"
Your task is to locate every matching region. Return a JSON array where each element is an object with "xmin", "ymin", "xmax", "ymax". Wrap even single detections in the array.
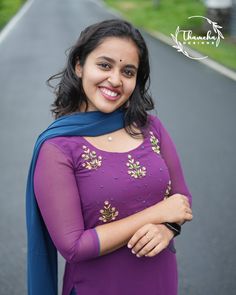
[{"xmin": 0, "ymin": 0, "xmax": 26, "ymax": 30}]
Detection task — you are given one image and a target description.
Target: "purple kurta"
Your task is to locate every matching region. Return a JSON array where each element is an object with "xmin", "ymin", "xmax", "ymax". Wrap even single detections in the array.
[{"xmin": 33, "ymin": 115, "xmax": 192, "ymax": 295}]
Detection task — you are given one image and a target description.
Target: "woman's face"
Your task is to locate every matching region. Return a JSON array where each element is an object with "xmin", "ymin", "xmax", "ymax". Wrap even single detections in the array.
[{"xmin": 75, "ymin": 37, "xmax": 139, "ymax": 113}]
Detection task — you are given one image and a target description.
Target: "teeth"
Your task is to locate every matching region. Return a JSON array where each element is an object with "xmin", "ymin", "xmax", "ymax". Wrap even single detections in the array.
[{"xmin": 100, "ymin": 87, "xmax": 119, "ymax": 97}]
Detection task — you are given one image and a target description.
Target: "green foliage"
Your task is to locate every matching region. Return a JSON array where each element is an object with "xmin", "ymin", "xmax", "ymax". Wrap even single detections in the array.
[
  {"xmin": 104, "ymin": 0, "xmax": 205, "ymax": 35},
  {"xmin": 0, "ymin": 0, "xmax": 26, "ymax": 30}
]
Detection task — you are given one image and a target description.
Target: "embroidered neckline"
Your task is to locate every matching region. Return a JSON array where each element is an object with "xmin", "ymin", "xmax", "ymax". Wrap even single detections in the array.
[{"xmin": 81, "ymin": 136, "xmax": 146, "ymax": 155}]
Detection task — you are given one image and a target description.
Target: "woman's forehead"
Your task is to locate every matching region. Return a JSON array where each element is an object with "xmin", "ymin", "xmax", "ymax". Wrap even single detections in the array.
[{"xmin": 90, "ymin": 37, "xmax": 139, "ymax": 65}]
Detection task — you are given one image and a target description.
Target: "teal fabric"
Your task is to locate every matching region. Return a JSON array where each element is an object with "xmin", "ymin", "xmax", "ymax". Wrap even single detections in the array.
[{"xmin": 26, "ymin": 109, "xmax": 125, "ymax": 295}]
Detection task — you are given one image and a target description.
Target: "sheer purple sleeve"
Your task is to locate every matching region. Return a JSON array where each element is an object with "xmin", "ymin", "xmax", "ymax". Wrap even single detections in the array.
[
  {"xmin": 151, "ymin": 116, "xmax": 192, "ymax": 206},
  {"xmin": 33, "ymin": 141, "xmax": 100, "ymax": 263}
]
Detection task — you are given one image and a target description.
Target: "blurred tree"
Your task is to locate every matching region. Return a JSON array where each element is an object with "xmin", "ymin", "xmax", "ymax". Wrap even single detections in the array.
[
  {"xmin": 204, "ymin": 0, "xmax": 233, "ymax": 34},
  {"xmin": 153, "ymin": 0, "xmax": 160, "ymax": 8},
  {"xmin": 229, "ymin": 0, "xmax": 236, "ymax": 38}
]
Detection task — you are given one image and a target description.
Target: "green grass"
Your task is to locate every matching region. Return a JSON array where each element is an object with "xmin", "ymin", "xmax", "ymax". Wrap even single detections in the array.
[
  {"xmin": 0, "ymin": 0, "xmax": 26, "ymax": 30},
  {"xmin": 104, "ymin": 0, "xmax": 236, "ymax": 70}
]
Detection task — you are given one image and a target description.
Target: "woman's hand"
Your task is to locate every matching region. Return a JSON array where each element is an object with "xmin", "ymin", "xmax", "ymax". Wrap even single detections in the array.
[
  {"xmin": 127, "ymin": 224, "xmax": 174, "ymax": 258},
  {"xmin": 156, "ymin": 194, "xmax": 193, "ymax": 224}
]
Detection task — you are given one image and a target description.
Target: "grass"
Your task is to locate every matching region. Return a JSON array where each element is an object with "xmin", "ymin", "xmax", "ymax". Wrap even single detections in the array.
[
  {"xmin": 0, "ymin": 0, "xmax": 26, "ymax": 30},
  {"xmin": 104, "ymin": 0, "xmax": 236, "ymax": 71}
]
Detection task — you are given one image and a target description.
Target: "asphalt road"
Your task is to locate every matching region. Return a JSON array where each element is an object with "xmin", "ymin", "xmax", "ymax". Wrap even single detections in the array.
[{"xmin": 0, "ymin": 0, "xmax": 236, "ymax": 294}]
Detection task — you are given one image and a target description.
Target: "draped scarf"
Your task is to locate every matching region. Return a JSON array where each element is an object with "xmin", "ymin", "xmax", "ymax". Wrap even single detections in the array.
[{"xmin": 26, "ymin": 108, "xmax": 125, "ymax": 295}]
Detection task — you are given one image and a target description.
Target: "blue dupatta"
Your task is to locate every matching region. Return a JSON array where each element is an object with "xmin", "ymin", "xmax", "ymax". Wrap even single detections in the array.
[{"xmin": 26, "ymin": 108, "xmax": 125, "ymax": 295}]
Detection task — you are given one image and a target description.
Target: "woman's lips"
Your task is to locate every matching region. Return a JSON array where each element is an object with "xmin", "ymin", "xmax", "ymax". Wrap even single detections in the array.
[{"xmin": 99, "ymin": 87, "xmax": 121, "ymax": 101}]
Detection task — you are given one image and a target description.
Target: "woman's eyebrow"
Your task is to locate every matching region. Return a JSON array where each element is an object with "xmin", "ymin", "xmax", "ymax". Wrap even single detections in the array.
[
  {"xmin": 124, "ymin": 64, "xmax": 138, "ymax": 71},
  {"xmin": 97, "ymin": 56, "xmax": 115, "ymax": 63},
  {"xmin": 97, "ymin": 56, "xmax": 138, "ymax": 70}
]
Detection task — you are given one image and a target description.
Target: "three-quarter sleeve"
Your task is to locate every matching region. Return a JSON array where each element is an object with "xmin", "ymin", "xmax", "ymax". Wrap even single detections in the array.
[
  {"xmin": 151, "ymin": 116, "xmax": 192, "ymax": 206},
  {"xmin": 33, "ymin": 141, "xmax": 100, "ymax": 263}
]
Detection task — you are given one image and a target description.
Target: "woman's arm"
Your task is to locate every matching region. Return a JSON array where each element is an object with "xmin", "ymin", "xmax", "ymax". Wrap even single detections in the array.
[
  {"xmin": 34, "ymin": 141, "xmax": 192, "ymax": 262},
  {"xmin": 155, "ymin": 115, "xmax": 192, "ymax": 205},
  {"xmin": 96, "ymin": 193, "xmax": 191, "ymax": 255},
  {"xmin": 127, "ymin": 116, "xmax": 193, "ymax": 257}
]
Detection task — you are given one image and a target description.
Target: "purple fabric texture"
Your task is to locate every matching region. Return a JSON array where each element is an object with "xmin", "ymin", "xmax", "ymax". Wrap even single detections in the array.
[{"xmin": 33, "ymin": 115, "xmax": 192, "ymax": 295}]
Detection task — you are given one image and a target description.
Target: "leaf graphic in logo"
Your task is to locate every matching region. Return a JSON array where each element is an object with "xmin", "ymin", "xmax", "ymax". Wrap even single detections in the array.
[
  {"xmin": 218, "ymin": 31, "xmax": 224, "ymax": 39},
  {"xmin": 176, "ymin": 26, "xmax": 180, "ymax": 34},
  {"xmin": 171, "ymin": 34, "xmax": 176, "ymax": 42},
  {"xmin": 207, "ymin": 18, "xmax": 211, "ymax": 24}
]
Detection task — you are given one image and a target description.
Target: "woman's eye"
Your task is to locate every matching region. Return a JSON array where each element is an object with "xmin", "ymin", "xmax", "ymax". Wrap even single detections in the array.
[
  {"xmin": 98, "ymin": 63, "xmax": 111, "ymax": 70},
  {"xmin": 123, "ymin": 69, "xmax": 135, "ymax": 77}
]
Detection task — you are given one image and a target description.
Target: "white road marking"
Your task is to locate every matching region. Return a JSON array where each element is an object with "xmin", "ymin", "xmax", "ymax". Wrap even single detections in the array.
[{"xmin": 0, "ymin": 0, "xmax": 34, "ymax": 45}]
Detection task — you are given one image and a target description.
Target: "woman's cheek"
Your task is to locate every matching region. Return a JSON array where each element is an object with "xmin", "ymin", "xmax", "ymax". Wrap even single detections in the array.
[{"xmin": 127, "ymin": 80, "xmax": 137, "ymax": 96}]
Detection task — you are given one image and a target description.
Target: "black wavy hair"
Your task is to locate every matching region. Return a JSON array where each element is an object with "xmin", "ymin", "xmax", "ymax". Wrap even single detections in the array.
[{"xmin": 47, "ymin": 19, "xmax": 155, "ymax": 137}]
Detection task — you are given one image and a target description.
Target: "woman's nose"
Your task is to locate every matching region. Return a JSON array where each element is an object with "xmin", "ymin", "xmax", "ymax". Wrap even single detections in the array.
[{"xmin": 107, "ymin": 70, "xmax": 122, "ymax": 87}]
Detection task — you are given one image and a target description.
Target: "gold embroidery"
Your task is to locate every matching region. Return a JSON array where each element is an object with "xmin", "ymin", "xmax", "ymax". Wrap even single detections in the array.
[
  {"xmin": 164, "ymin": 180, "xmax": 172, "ymax": 199},
  {"xmin": 81, "ymin": 145, "xmax": 102, "ymax": 170},
  {"xmin": 99, "ymin": 201, "xmax": 119, "ymax": 223},
  {"xmin": 149, "ymin": 131, "xmax": 160, "ymax": 154},
  {"xmin": 126, "ymin": 154, "xmax": 146, "ymax": 179}
]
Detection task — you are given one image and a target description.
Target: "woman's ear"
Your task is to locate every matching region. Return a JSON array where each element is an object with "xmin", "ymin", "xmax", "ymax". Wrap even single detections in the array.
[{"xmin": 75, "ymin": 62, "xmax": 83, "ymax": 78}]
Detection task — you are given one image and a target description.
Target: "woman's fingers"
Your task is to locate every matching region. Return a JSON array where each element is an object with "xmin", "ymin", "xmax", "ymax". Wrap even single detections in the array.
[
  {"xmin": 144, "ymin": 242, "xmax": 166, "ymax": 257},
  {"xmin": 185, "ymin": 212, "xmax": 193, "ymax": 221},
  {"xmin": 182, "ymin": 197, "xmax": 193, "ymax": 220},
  {"xmin": 131, "ymin": 233, "xmax": 158, "ymax": 256},
  {"xmin": 135, "ymin": 237, "xmax": 161, "ymax": 257},
  {"xmin": 127, "ymin": 224, "xmax": 150, "ymax": 249},
  {"xmin": 179, "ymin": 196, "xmax": 193, "ymax": 222},
  {"xmin": 186, "ymin": 207, "xmax": 192, "ymax": 214},
  {"xmin": 128, "ymin": 224, "xmax": 176, "ymax": 258},
  {"xmin": 128, "ymin": 224, "xmax": 161, "ymax": 253},
  {"xmin": 178, "ymin": 194, "xmax": 191, "ymax": 209}
]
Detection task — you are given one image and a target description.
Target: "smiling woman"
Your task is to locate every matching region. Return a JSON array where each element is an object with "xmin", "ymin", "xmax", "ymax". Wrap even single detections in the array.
[{"xmin": 26, "ymin": 19, "xmax": 193, "ymax": 295}]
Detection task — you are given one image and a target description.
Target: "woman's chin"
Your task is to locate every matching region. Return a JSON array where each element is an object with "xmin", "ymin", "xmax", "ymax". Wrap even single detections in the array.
[{"xmin": 91, "ymin": 104, "xmax": 122, "ymax": 114}]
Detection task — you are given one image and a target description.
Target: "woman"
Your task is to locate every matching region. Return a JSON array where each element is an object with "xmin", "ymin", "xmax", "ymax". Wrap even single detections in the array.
[{"xmin": 26, "ymin": 19, "xmax": 193, "ymax": 295}]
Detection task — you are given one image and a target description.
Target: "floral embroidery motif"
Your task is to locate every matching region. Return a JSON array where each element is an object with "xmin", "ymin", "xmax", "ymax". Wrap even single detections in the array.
[
  {"xmin": 99, "ymin": 201, "xmax": 119, "ymax": 223},
  {"xmin": 81, "ymin": 145, "xmax": 102, "ymax": 170},
  {"xmin": 126, "ymin": 154, "xmax": 146, "ymax": 179},
  {"xmin": 149, "ymin": 131, "xmax": 160, "ymax": 154},
  {"xmin": 164, "ymin": 180, "xmax": 172, "ymax": 199}
]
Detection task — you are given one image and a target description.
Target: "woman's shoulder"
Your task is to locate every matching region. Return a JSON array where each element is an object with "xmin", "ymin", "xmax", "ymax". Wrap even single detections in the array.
[
  {"xmin": 147, "ymin": 113, "xmax": 161, "ymax": 124},
  {"xmin": 146, "ymin": 113, "xmax": 163, "ymax": 136},
  {"xmin": 41, "ymin": 136, "xmax": 84, "ymax": 157}
]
